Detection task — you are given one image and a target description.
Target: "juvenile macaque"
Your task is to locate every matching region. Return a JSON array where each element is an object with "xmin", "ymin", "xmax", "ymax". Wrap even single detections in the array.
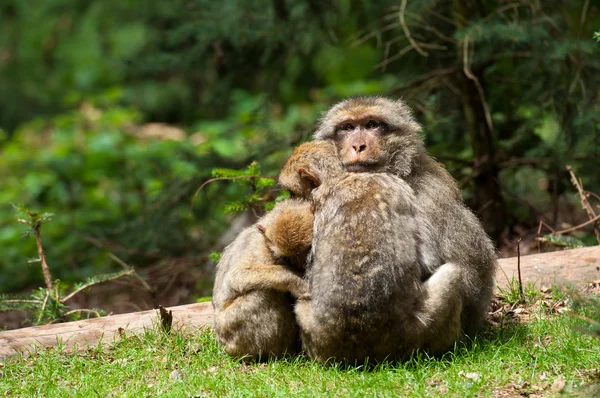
[
  {"xmin": 313, "ymin": 96, "xmax": 497, "ymax": 337},
  {"xmin": 212, "ymin": 198, "xmax": 313, "ymax": 359},
  {"xmin": 279, "ymin": 141, "xmax": 463, "ymax": 362}
]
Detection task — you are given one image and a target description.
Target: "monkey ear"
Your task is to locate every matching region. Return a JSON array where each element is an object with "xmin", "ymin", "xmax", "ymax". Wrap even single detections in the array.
[
  {"xmin": 257, "ymin": 224, "xmax": 266, "ymax": 234},
  {"xmin": 298, "ymin": 168, "xmax": 322, "ymax": 189}
]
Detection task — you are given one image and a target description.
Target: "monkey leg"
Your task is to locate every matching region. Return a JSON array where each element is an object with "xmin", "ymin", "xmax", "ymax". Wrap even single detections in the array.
[
  {"xmin": 418, "ymin": 262, "xmax": 464, "ymax": 354},
  {"xmin": 294, "ymin": 297, "xmax": 324, "ymax": 361},
  {"xmin": 228, "ymin": 264, "xmax": 308, "ymax": 299},
  {"xmin": 216, "ymin": 290, "xmax": 299, "ymax": 360}
]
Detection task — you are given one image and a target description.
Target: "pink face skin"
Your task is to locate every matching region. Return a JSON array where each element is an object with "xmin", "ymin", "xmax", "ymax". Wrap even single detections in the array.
[{"xmin": 334, "ymin": 117, "xmax": 388, "ymax": 173}]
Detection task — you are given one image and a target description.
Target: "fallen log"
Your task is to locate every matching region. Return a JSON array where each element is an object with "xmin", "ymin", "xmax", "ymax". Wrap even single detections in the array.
[
  {"xmin": 0, "ymin": 303, "xmax": 214, "ymax": 360},
  {"xmin": 495, "ymin": 245, "xmax": 600, "ymax": 289},
  {"xmin": 1, "ymin": 246, "xmax": 599, "ymax": 361}
]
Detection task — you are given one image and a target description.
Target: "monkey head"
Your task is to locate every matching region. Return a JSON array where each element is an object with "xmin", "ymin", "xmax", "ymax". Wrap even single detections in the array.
[
  {"xmin": 279, "ymin": 141, "xmax": 345, "ymax": 198},
  {"xmin": 257, "ymin": 208, "xmax": 314, "ymax": 263},
  {"xmin": 313, "ymin": 97, "xmax": 424, "ymax": 177}
]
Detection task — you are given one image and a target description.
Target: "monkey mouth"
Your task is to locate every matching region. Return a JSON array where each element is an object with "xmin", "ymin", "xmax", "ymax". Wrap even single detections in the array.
[{"xmin": 345, "ymin": 162, "xmax": 379, "ymax": 173}]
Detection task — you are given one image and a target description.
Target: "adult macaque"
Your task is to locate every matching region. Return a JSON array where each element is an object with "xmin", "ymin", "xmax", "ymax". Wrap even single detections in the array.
[
  {"xmin": 279, "ymin": 141, "xmax": 464, "ymax": 362},
  {"xmin": 313, "ymin": 97, "xmax": 497, "ymax": 336}
]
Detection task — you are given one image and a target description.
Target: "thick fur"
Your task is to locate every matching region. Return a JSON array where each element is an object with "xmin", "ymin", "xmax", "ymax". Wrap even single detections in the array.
[
  {"xmin": 313, "ymin": 96, "xmax": 497, "ymax": 336},
  {"xmin": 212, "ymin": 198, "xmax": 313, "ymax": 359},
  {"xmin": 279, "ymin": 141, "xmax": 464, "ymax": 362}
]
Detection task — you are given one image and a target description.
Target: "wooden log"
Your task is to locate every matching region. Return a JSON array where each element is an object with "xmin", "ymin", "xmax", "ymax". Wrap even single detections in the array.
[
  {"xmin": 495, "ymin": 245, "xmax": 600, "ymax": 289},
  {"xmin": 0, "ymin": 303, "xmax": 214, "ymax": 360},
  {"xmin": 1, "ymin": 246, "xmax": 599, "ymax": 361}
]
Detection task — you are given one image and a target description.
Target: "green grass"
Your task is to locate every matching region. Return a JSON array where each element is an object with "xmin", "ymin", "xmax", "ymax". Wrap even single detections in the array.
[{"xmin": 2, "ymin": 296, "xmax": 600, "ymax": 397}]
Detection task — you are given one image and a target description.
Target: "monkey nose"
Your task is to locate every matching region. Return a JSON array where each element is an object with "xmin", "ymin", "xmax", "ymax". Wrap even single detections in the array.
[{"xmin": 353, "ymin": 144, "xmax": 367, "ymax": 153}]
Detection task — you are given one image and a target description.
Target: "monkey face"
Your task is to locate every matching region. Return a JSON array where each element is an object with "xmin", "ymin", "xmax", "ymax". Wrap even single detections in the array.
[
  {"xmin": 313, "ymin": 97, "xmax": 423, "ymax": 177},
  {"xmin": 333, "ymin": 118, "xmax": 388, "ymax": 172}
]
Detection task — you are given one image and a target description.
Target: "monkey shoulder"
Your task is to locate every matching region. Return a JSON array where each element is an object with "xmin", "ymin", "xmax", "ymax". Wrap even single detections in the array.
[{"xmin": 214, "ymin": 227, "xmax": 273, "ymax": 287}]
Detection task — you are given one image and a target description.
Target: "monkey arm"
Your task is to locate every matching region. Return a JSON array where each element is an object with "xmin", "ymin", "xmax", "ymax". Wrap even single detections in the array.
[{"xmin": 228, "ymin": 264, "xmax": 308, "ymax": 299}]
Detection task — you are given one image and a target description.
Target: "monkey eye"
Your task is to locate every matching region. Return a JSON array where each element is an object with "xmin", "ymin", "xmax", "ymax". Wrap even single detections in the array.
[
  {"xmin": 365, "ymin": 120, "xmax": 379, "ymax": 129},
  {"xmin": 339, "ymin": 123, "xmax": 354, "ymax": 132}
]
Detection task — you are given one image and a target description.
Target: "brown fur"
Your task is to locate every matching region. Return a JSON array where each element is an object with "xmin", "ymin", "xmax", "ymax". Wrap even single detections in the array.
[
  {"xmin": 279, "ymin": 141, "xmax": 464, "ymax": 363},
  {"xmin": 212, "ymin": 198, "xmax": 313, "ymax": 360},
  {"xmin": 313, "ymin": 96, "xmax": 497, "ymax": 337}
]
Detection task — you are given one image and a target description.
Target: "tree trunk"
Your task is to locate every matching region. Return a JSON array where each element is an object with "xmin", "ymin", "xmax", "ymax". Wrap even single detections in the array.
[{"xmin": 454, "ymin": 0, "xmax": 507, "ymax": 241}]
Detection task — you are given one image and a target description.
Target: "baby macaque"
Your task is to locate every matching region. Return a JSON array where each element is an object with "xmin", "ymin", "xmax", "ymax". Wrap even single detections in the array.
[{"xmin": 212, "ymin": 198, "xmax": 313, "ymax": 359}]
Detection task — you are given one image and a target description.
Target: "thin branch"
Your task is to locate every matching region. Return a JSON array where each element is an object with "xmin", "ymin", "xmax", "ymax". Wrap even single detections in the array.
[
  {"xmin": 390, "ymin": 67, "xmax": 457, "ymax": 93},
  {"xmin": 37, "ymin": 290, "xmax": 50, "ymax": 325},
  {"xmin": 1, "ymin": 299, "xmax": 40, "ymax": 304},
  {"xmin": 417, "ymin": 42, "xmax": 447, "ymax": 51},
  {"xmin": 352, "ymin": 20, "xmax": 401, "ymax": 48},
  {"xmin": 517, "ymin": 238, "xmax": 524, "ymax": 302},
  {"xmin": 462, "ymin": 36, "xmax": 494, "ymax": 133},
  {"xmin": 376, "ymin": 45, "xmax": 413, "ymax": 70},
  {"xmin": 584, "ymin": 190, "xmax": 600, "ymax": 203},
  {"xmin": 427, "ymin": 9, "xmax": 457, "ymax": 26},
  {"xmin": 578, "ymin": 0, "xmax": 590, "ymax": 38},
  {"xmin": 552, "ymin": 214, "xmax": 600, "ymax": 236},
  {"xmin": 399, "ymin": 0, "xmax": 428, "ymax": 56},
  {"xmin": 484, "ymin": 2, "xmax": 531, "ymax": 22},
  {"xmin": 189, "ymin": 175, "xmax": 262, "ymax": 214},
  {"xmin": 61, "ymin": 269, "xmax": 135, "ymax": 303},
  {"xmin": 107, "ymin": 252, "xmax": 153, "ymax": 292},
  {"xmin": 566, "ymin": 165, "xmax": 600, "ymax": 243},
  {"xmin": 421, "ymin": 24, "xmax": 455, "ymax": 43},
  {"xmin": 32, "ymin": 222, "xmax": 54, "ymax": 294},
  {"xmin": 63, "ymin": 308, "xmax": 102, "ymax": 318}
]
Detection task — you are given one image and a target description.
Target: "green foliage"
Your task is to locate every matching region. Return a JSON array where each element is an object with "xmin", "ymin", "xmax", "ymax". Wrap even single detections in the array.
[
  {"xmin": 196, "ymin": 296, "xmax": 212, "ymax": 303},
  {"xmin": 496, "ymin": 275, "xmax": 542, "ymax": 307},
  {"xmin": 209, "ymin": 162, "xmax": 277, "ymax": 214},
  {"xmin": 0, "ymin": 205, "xmax": 135, "ymax": 325},
  {"xmin": 1, "ymin": 0, "xmax": 599, "ymax": 298},
  {"xmin": 539, "ymin": 234, "xmax": 586, "ymax": 249},
  {"xmin": 0, "ymin": 96, "xmax": 206, "ymax": 291},
  {"xmin": 208, "ymin": 252, "xmax": 222, "ymax": 264}
]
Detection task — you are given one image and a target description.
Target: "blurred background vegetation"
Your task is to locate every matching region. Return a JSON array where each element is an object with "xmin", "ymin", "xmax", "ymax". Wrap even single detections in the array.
[{"xmin": 0, "ymin": 0, "xmax": 598, "ymax": 318}]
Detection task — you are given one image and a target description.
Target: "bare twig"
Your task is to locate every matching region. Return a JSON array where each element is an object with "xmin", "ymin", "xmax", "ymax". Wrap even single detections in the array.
[
  {"xmin": 427, "ymin": 9, "xmax": 457, "ymax": 26},
  {"xmin": 462, "ymin": 36, "xmax": 494, "ymax": 133},
  {"xmin": 484, "ymin": 2, "xmax": 531, "ymax": 22},
  {"xmin": 31, "ymin": 221, "xmax": 54, "ymax": 295},
  {"xmin": 552, "ymin": 214, "xmax": 600, "ymax": 236},
  {"xmin": 517, "ymin": 238, "xmax": 524, "ymax": 301},
  {"xmin": 63, "ymin": 308, "xmax": 102, "ymax": 318},
  {"xmin": 566, "ymin": 165, "xmax": 600, "ymax": 243},
  {"xmin": 61, "ymin": 269, "xmax": 135, "ymax": 303},
  {"xmin": 399, "ymin": 0, "xmax": 428, "ymax": 56},
  {"xmin": 537, "ymin": 220, "xmax": 556, "ymax": 253},
  {"xmin": 190, "ymin": 175, "xmax": 262, "ymax": 214},
  {"xmin": 578, "ymin": 0, "xmax": 590, "ymax": 38},
  {"xmin": 584, "ymin": 190, "xmax": 600, "ymax": 203},
  {"xmin": 376, "ymin": 45, "xmax": 413, "ymax": 69},
  {"xmin": 352, "ymin": 20, "xmax": 401, "ymax": 47},
  {"xmin": 107, "ymin": 252, "xmax": 153, "ymax": 292},
  {"xmin": 390, "ymin": 67, "xmax": 457, "ymax": 93},
  {"xmin": 37, "ymin": 290, "xmax": 50, "ymax": 325}
]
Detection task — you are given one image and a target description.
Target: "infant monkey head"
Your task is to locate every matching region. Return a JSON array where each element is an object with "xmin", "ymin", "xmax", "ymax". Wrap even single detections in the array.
[
  {"xmin": 257, "ymin": 199, "xmax": 314, "ymax": 269},
  {"xmin": 278, "ymin": 141, "xmax": 345, "ymax": 199}
]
